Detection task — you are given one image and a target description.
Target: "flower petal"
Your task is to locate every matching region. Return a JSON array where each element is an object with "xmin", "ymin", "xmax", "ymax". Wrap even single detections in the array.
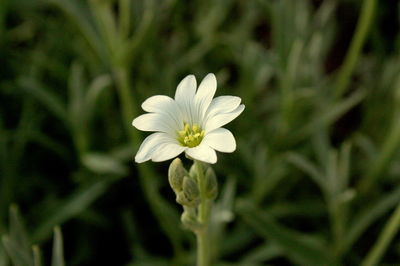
[
  {"xmin": 174, "ymin": 75, "xmax": 197, "ymax": 124},
  {"xmin": 132, "ymin": 113, "xmax": 175, "ymax": 134},
  {"xmin": 195, "ymin": 73, "xmax": 217, "ymax": 120},
  {"xmin": 135, "ymin": 133, "xmax": 175, "ymax": 163},
  {"xmin": 175, "ymin": 75, "xmax": 196, "ymax": 101},
  {"xmin": 142, "ymin": 95, "xmax": 175, "ymax": 112},
  {"xmin": 185, "ymin": 144, "xmax": 217, "ymax": 164},
  {"xmin": 205, "ymin": 96, "xmax": 241, "ymax": 119},
  {"xmin": 141, "ymin": 95, "xmax": 182, "ymax": 129},
  {"xmin": 205, "ymin": 104, "xmax": 245, "ymax": 133},
  {"xmin": 202, "ymin": 128, "xmax": 236, "ymax": 153},
  {"xmin": 151, "ymin": 143, "xmax": 185, "ymax": 162}
]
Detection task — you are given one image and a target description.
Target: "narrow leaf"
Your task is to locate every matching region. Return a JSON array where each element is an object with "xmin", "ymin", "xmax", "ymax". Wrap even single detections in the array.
[
  {"xmin": 82, "ymin": 152, "xmax": 128, "ymax": 176},
  {"xmin": 361, "ymin": 203, "xmax": 400, "ymax": 266},
  {"xmin": 287, "ymin": 152, "xmax": 325, "ymax": 192},
  {"xmin": 293, "ymin": 89, "xmax": 366, "ymax": 143},
  {"xmin": 32, "ymin": 245, "xmax": 42, "ymax": 266},
  {"xmin": 9, "ymin": 205, "xmax": 30, "ymax": 255},
  {"xmin": 18, "ymin": 77, "xmax": 67, "ymax": 122},
  {"xmin": 237, "ymin": 200, "xmax": 337, "ymax": 266},
  {"xmin": 32, "ymin": 181, "xmax": 108, "ymax": 242},
  {"xmin": 343, "ymin": 186, "xmax": 400, "ymax": 253},
  {"xmin": 51, "ymin": 227, "xmax": 65, "ymax": 266},
  {"xmin": 2, "ymin": 236, "xmax": 32, "ymax": 266}
]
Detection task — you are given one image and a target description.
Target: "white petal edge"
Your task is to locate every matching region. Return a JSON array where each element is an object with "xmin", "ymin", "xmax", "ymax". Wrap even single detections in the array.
[
  {"xmin": 151, "ymin": 142, "xmax": 186, "ymax": 162},
  {"xmin": 174, "ymin": 75, "xmax": 196, "ymax": 103},
  {"xmin": 174, "ymin": 75, "xmax": 197, "ymax": 124},
  {"xmin": 141, "ymin": 95, "xmax": 182, "ymax": 129},
  {"xmin": 142, "ymin": 95, "xmax": 177, "ymax": 113},
  {"xmin": 195, "ymin": 73, "xmax": 217, "ymax": 120},
  {"xmin": 205, "ymin": 96, "xmax": 241, "ymax": 120},
  {"xmin": 135, "ymin": 133, "xmax": 176, "ymax": 163},
  {"xmin": 202, "ymin": 128, "xmax": 236, "ymax": 153},
  {"xmin": 132, "ymin": 113, "xmax": 176, "ymax": 134},
  {"xmin": 185, "ymin": 144, "xmax": 217, "ymax": 164},
  {"xmin": 205, "ymin": 104, "xmax": 245, "ymax": 133}
]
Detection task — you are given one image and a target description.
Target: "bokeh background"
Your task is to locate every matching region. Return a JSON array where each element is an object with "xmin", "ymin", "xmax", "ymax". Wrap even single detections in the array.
[{"xmin": 1, "ymin": 0, "xmax": 400, "ymax": 265}]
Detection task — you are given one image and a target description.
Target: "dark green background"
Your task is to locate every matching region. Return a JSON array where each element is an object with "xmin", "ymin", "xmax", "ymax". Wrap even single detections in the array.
[{"xmin": 1, "ymin": 0, "xmax": 400, "ymax": 265}]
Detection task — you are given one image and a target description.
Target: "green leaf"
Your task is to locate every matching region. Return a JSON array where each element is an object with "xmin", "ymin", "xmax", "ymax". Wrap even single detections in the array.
[
  {"xmin": 32, "ymin": 181, "xmax": 109, "ymax": 242},
  {"xmin": 2, "ymin": 236, "xmax": 32, "ymax": 266},
  {"xmin": 286, "ymin": 152, "xmax": 325, "ymax": 191},
  {"xmin": 67, "ymin": 62, "xmax": 85, "ymax": 125},
  {"xmin": 32, "ymin": 246, "xmax": 42, "ymax": 266},
  {"xmin": 360, "ymin": 203, "xmax": 400, "ymax": 266},
  {"xmin": 210, "ymin": 178, "xmax": 237, "ymax": 260},
  {"xmin": 237, "ymin": 200, "xmax": 337, "ymax": 266},
  {"xmin": 82, "ymin": 152, "xmax": 128, "ymax": 176},
  {"xmin": 293, "ymin": 89, "xmax": 366, "ymax": 143},
  {"xmin": 9, "ymin": 205, "xmax": 30, "ymax": 256},
  {"xmin": 240, "ymin": 243, "xmax": 283, "ymax": 264},
  {"xmin": 46, "ymin": 0, "xmax": 107, "ymax": 64},
  {"xmin": 337, "ymin": 142, "xmax": 352, "ymax": 191},
  {"xmin": 18, "ymin": 77, "xmax": 67, "ymax": 122},
  {"xmin": 84, "ymin": 74, "xmax": 111, "ymax": 120},
  {"xmin": 343, "ymin": 186, "xmax": 400, "ymax": 253},
  {"xmin": 0, "ymin": 242, "xmax": 9, "ymax": 266},
  {"xmin": 51, "ymin": 227, "xmax": 64, "ymax": 266},
  {"xmin": 359, "ymin": 116, "xmax": 400, "ymax": 193},
  {"xmin": 1, "ymin": 205, "xmax": 32, "ymax": 266}
]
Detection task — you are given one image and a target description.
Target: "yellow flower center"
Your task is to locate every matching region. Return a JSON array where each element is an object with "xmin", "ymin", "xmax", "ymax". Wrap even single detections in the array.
[{"xmin": 177, "ymin": 123, "xmax": 205, "ymax": 148}]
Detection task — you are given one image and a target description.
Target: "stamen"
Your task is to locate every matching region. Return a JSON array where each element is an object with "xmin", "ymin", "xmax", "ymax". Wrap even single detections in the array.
[{"xmin": 177, "ymin": 122, "xmax": 205, "ymax": 148}]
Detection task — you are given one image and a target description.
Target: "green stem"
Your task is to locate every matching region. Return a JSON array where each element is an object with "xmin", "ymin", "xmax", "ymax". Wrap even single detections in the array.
[
  {"xmin": 113, "ymin": 65, "xmax": 138, "ymax": 144},
  {"xmin": 359, "ymin": 117, "xmax": 400, "ymax": 194},
  {"xmin": 361, "ymin": 203, "xmax": 400, "ymax": 266},
  {"xmin": 335, "ymin": 0, "xmax": 376, "ymax": 97},
  {"xmin": 196, "ymin": 230, "xmax": 208, "ymax": 266},
  {"xmin": 194, "ymin": 160, "xmax": 212, "ymax": 266}
]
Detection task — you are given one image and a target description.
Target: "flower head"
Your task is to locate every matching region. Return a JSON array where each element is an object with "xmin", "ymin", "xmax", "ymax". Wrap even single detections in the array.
[{"xmin": 132, "ymin": 73, "xmax": 245, "ymax": 164}]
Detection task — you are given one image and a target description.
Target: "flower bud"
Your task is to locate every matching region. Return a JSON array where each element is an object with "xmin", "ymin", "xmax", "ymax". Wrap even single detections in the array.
[
  {"xmin": 205, "ymin": 167, "xmax": 218, "ymax": 199},
  {"xmin": 181, "ymin": 210, "xmax": 200, "ymax": 230},
  {"xmin": 183, "ymin": 176, "xmax": 200, "ymax": 198},
  {"xmin": 168, "ymin": 158, "xmax": 187, "ymax": 193},
  {"xmin": 176, "ymin": 176, "xmax": 200, "ymax": 207},
  {"xmin": 189, "ymin": 164, "xmax": 198, "ymax": 180}
]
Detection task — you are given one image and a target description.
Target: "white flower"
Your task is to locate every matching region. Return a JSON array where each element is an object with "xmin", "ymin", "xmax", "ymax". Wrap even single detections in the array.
[{"xmin": 132, "ymin": 73, "xmax": 245, "ymax": 164}]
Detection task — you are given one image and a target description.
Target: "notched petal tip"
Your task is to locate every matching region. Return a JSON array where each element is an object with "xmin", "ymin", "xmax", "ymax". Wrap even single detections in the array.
[
  {"xmin": 178, "ymin": 74, "xmax": 197, "ymax": 88},
  {"xmin": 200, "ymin": 73, "xmax": 217, "ymax": 91},
  {"xmin": 175, "ymin": 74, "xmax": 197, "ymax": 102}
]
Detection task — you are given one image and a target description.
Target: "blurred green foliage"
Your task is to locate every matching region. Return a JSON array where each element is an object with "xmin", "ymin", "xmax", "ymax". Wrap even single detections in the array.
[{"xmin": 1, "ymin": 0, "xmax": 400, "ymax": 265}]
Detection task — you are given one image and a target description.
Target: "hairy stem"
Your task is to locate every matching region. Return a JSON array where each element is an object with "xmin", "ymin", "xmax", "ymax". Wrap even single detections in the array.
[{"xmin": 194, "ymin": 160, "xmax": 212, "ymax": 266}]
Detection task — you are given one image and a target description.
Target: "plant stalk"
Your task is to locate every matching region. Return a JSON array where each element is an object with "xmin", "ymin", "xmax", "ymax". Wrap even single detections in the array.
[
  {"xmin": 361, "ymin": 203, "xmax": 400, "ymax": 266},
  {"xmin": 194, "ymin": 160, "xmax": 212, "ymax": 266},
  {"xmin": 335, "ymin": 0, "xmax": 376, "ymax": 97}
]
